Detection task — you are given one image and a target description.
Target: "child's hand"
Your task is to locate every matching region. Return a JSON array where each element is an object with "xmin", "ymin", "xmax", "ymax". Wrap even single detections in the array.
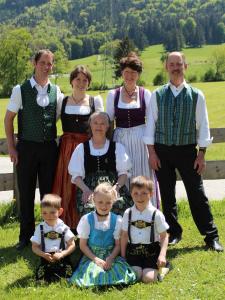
[
  {"xmin": 43, "ymin": 252, "xmax": 54, "ymax": 263},
  {"xmin": 104, "ymin": 256, "xmax": 113, "ymax": 270},
  {"xmin": 157, "ymin": 254, "xmax": 166, "ymax": 268},
  {"xmin": 93, "ymin": 257, "xmax": 106, "ymax": 269},
  {"xmin": 52, "ymin": 252, "xmax": 64, "ymax": 261}
]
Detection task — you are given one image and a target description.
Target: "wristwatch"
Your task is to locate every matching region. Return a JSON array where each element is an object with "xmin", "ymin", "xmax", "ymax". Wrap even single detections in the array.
[{"xmin": 199, "ymin": 147, "xmax": 206, "ymax": 154}]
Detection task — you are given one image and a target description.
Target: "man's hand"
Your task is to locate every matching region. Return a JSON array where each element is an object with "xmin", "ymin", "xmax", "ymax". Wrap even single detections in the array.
[
  {"xmin": 194, "ymin": 151, "xmax": 206, "ymax": 175},
  {"xmin": 148, "ymin": 146, "xmax": 161, "ymax": 171},
  {"xmin": 9, "ymin": 146, "xmax": 18, "ymax": 165}
]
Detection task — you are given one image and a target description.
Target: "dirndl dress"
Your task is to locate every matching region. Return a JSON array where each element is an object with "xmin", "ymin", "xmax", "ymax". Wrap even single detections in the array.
[
  {"xmin": 76, "ymin": 140, "xmax": 133, "ymax": 216},
  {"xmin": 69, "ymin": 212, "xmax": 136, "ymax": 287},
  {"xmin": 111, "ymin": 87, "xmax": 160, "ymax": 208}
]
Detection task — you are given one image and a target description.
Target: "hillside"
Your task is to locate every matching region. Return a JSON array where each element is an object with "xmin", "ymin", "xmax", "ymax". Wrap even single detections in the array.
[{"xmin": 0, "ymin": 0, "xmax": 225, "ymax": 59}]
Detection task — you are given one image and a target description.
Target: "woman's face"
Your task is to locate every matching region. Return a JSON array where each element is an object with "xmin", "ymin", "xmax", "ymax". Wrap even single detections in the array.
[
  {"xmin": 90, "ymin": 114, "xmax": 109, "ymax": 138},
  {"xmin": 71, "ymin": 72, "xmax": 89, "ymax": 92},
  {"xmin": 122, "ymin": 67, "xmax": 139, "ymax": 87}
]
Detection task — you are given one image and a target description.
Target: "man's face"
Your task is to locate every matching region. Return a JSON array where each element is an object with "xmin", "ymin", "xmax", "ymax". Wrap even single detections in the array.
[
  {"xmin": 33, "ymin": 53, "xmax": 54, "ymax": 79},
  {"xmin": 166, "ymin": 53, "xmax": 187, "ymax": 82}
]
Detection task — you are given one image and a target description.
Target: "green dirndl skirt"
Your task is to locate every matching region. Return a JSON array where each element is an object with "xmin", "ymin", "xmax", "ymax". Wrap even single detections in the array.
[
  {"xmin": 69, "ymin": 245, "xmax": 136, "ymax": 287},
  {"xmin": 76, "ymin": 170, "xmax": 133, "ymax": 216}
]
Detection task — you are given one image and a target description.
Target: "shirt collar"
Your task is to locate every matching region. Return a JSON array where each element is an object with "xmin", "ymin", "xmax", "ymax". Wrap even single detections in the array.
[
  {"xmin": 168, "ymin": 80, "xmax": 188, "ymax": 91},
  {"xmin": 30, "ymin": 76, "xmax": 50, "ymax": 88}
]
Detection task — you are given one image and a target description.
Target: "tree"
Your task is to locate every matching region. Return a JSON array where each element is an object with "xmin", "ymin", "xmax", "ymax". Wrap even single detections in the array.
[
  {"xmin": 211, "ymin": 46, "xmax": 225, "ymax": 80},
  {"xmin": 0, "ymin": 27, "xmax": 32, "ymax": 96},
  {"xmin": 113, "ymin": 36, "xmax": 138, "ymax": 79}
]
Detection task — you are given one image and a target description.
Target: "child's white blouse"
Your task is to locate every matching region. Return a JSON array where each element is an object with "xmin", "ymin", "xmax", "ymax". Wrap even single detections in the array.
[{"xmin": 77, "ymin": 212, "xmax": 122, "ymax": 240}]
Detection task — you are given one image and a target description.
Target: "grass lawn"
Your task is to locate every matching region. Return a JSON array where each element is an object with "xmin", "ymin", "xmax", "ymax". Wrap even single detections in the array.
[{"xmin": 0, "ymin": 200, "xmax": 224, "ymax": 300}]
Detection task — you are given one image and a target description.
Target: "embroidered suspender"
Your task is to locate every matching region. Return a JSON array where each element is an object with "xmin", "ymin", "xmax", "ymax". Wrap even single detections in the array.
[
  {"xmin": 128, "ymin": 209, "xmax": 157, "ymax": 244},
  {"xmin": 40, "ymin": 224, "xmax": 45, "ymax": 252},
  {"xmin": 40, "ymin": 225, "xmax": 67, "ymax": 252}
]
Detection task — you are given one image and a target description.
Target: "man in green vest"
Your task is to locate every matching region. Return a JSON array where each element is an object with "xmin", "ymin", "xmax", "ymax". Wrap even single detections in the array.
[
  {"xmin": 4, "ymin": 49, "xmax": 64, "ymax": 250},
  {"xmin": 144, "ymin": 52, "xmax": 223, "ymax": 252}
]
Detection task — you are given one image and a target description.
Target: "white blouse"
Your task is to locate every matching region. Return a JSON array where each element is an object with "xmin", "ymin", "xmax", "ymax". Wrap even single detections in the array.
[
  {"xmin": 106, "ymin": 87, "xmax": 152, "ymax": 121},
  {"xmin": 65, "ymin": 95, "xmax": 104, "ymax": 115},
  {"xmin": 122, "ymin": 202, "xmax": 169, "ymax": 244},
  {"xmin": 68, "ymin": 139, "xmax": 132, "ymax": 182},
  {"xmin": 77, "ymin": 212, "xmax": 122, "ymax": 240}
]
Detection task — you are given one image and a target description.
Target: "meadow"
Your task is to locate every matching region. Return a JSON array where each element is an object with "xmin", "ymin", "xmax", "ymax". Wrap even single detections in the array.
[{"xmin": 0, "ymin": 200, "xmax": 224, "ymax": 300}]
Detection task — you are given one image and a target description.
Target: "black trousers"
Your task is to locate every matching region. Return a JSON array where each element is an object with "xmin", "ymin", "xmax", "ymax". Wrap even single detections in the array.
[
  {"xmin": 155, "ymin": 144, "xmax": 218, "ymax": 243},
  {"xmin": 16, "ymin": 140, "xmax": 58, "ymax": 242}
]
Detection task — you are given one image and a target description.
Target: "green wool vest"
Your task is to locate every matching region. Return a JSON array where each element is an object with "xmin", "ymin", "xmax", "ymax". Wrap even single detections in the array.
[
  {"xmin": 18, "ymin": 80, "xmax": 57, "ymax": 142},
  {"xmin": 155, "ymin": 84, "xmax": 198, "ymax": 146}
]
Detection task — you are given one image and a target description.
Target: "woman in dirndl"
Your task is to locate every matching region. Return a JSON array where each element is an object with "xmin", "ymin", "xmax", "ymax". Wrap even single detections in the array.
[
  {"xmin": 106, "ymin": 52, "xmax": 159, "ymax": 208},
  {"xmin": 68, "ymin": 111, "xmax": 133, "ymax": 216},
  {"xmin": 52, "ymin": 66, "xmax": 103, "ymax": 230}
]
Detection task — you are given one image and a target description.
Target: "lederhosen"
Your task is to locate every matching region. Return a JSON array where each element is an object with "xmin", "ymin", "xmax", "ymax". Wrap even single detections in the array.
[
  {"xmin": 35, "ymin": 225, "xmax": 73, "ymax": 282},
  {"xmin": 126, "ymin": 209, "xmax": 161, "ymax": 269}
]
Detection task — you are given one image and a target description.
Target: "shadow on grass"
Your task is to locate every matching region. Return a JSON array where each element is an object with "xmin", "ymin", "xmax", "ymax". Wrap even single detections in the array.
[
  {"xmin": 168, "ymin": 245, "xmax": 206, "ymax": 259},
  {"xmin": 5, "ymin": 275, "xmax": 34, "ymax": 290}
]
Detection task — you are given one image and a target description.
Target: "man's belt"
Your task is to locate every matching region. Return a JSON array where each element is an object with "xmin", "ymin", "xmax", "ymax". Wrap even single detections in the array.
[
  {"xmin": 131, "ymin": 220, "xmax": 154, "ymax": 229},
  {"xmin": 44, "ymin": 231, "xmax": 62, "ymax": 240}
]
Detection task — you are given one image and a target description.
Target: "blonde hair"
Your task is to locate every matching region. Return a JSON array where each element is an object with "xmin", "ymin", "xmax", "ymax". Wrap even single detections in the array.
[
  {"xmin": 41, "ymin": 194, "xmax": 62, "ymax": 209},
  {"xmin": 130, "ymin": 176, "xmax": 154, "ymax": 193},
  {"xmin": 93, "ymin": 182, "xmax": 117, "ymax": 203}
]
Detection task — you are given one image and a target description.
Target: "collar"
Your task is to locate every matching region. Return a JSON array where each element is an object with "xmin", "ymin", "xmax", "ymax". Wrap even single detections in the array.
[
  {"xmin": 168, "ymin": 80, "xmax": 188, "ymax": 91},
  {"xmin": 42, "ymin": 218, "xmax": 63, "ymax": 229},
  {"xmin": 30, "ymin": 76, "xmax": 50, "ymax": 89}
]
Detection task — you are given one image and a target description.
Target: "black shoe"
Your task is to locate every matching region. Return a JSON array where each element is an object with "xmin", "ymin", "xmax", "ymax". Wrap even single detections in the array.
[
  {"xmin": 168, "ymin": 235, "xmax": 182, "ymax": 246},
  {"xmin": 16, "ymin": 240, "xmax": 30, "ymax": 251},
  {"xmin": 205, "ymin": 240, "xmax": 224, "ymax": 252}
]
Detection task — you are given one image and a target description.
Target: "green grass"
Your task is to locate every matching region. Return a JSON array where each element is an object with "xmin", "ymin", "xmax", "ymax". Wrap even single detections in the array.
[{"xmin": 0, "ymin": 200, "xmax": 224, "ymax": 299}]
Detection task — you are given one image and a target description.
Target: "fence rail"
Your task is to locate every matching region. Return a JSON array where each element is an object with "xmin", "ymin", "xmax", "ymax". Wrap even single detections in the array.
[{"xmin": 0, "ymin": 128, "xmax": 225, "ymax": 193}]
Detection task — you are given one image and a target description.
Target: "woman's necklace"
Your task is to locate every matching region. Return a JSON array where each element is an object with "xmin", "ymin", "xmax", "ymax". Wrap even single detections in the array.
[
  {"xmin": 123, "ymin": 85, "xmax": 137, "ymax": 100},
  {"xmin": 71, "ymin": 94, "xmax": 85, "ymax": 105}
]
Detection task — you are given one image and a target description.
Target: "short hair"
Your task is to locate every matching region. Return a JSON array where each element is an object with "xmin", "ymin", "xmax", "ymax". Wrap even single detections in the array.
[
  {"xmin": 93, "ymin": 182, "xmax": 117, "ymax": 203},
  {"xmin": 120, "ymin": 52, "xmax": 143, "ymax": 73},
  {"xmin": 34, "ymin": 49, "xmax": 54, "ymax": 63},
  {"xmin": 88, "ymin": 111, "xmax": 111, "ymax": 139},
  {"xmin": 41, "ymin": 194, "xmax": 62, "ymax": 209},
  {"xmin": 130, "ymin": 176, "xmax": 154, "ymax": 193},
  {"xmin": 165, "ymin": 51, "xmax": 186, "ymax": 64},
  {"xmin": 70, "ymin": 65, "xmax": 92, "ymax": 86}
]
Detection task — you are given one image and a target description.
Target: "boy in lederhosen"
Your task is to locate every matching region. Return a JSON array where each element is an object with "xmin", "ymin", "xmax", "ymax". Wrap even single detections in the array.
[
  {"xmin": 30, "ymin": 194, "xmax": 75, "ymax": 282},
  {"xmin": 121, "ymin": 176, "xmax": 171, "ymax": 283}
]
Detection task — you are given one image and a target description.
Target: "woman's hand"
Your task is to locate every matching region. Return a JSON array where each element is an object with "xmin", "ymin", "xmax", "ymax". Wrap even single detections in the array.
[
  {"xmin": 93, "ymin": 257, "xmax": 106, "ymax": 269},
  {"xmin": 82, "ymin": 188, "xmax": 93, "ymax": 204},
  {"xmin": 104, "ymin": 256, "xmax": 114, "ymax": 270}
]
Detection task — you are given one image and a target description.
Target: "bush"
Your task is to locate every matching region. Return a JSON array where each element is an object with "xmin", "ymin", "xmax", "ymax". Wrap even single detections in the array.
[
  {"xmin": 187, "ymin": 74, "xmax": 198, "ymax": 83},
  {"xmin": 89, "ymin": 82, "xmax": 108, "ymax": 91},
  {"xmin": 137, "ymin": 78, "xmax": 146, "ymax": 86},
  {"xmin": 203, "ymin": 68, "xmax": 216, "ymax": 82},
  {"xmin": 153, "ymin": 71, "xmax": 167, "ymax": 86}
]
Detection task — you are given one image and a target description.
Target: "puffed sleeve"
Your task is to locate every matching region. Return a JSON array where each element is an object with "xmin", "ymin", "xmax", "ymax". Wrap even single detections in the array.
[
  {"xmin": 64, "ymin": 227, "xmax": 75, "ymax": 242},
  {"xmin": 56, "ymin": 85, "xmax": 64, "ymax": 119},
  {"xmin": 94, "ymin": 95, "xmax": 104, "ymax": 112},
  {"xmin": 106, "ymin": 89, "xmax": 116, "ymax": 121},
  {"xmin": 30, "ymin": 224, "xmax": 41, "ymax": 245},
  {"xmin": 77, "ymin": 215, "xmax": 90, "ymax": 239},
  {"xmin": 113, "ymin": 215, "xmax": 122, "ymax": 240},
  {"xmin": 121, "ymin": 208, "xmax": 130, "ymax": 232},
  {"xmin": 68, "ymin": 143, "xmax": 85, "ymax": 182},
  {"xmin": 115, "ymin": 142, "xmax": 132, "ymax": 176},
  {"xmin": 144, "ymin": 88, "xmax": 151, "ymax": 111}
]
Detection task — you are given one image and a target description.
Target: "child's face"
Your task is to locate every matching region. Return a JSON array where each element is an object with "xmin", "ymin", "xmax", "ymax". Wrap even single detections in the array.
[
  {"xmin": 41, "ymin": 207, "xmax": 62, "ymax": 226},
  {"xmin": 94, "ymin": 192, "xmax": 113, "ymax": 216},
  {"xmin": 131, "ymin": 186, "xmax": 152, "ymax": 211}
]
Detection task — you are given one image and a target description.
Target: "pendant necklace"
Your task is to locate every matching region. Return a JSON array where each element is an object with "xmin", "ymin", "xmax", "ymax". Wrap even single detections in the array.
[{"xmin": 123, "ymin": 86, "xmax": 137, "ymax": 100}]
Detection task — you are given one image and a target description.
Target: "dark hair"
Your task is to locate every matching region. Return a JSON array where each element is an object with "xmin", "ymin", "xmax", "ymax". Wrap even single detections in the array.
[
  {"xmin": 88, "ymin": 111, "xmax": 111, "ymax": 139},
  {"xmin": 41, "ymin": 194, "xmax": 62, "ymax": 209},
  {"xmin": 70, "ymin": 65, "xmax": 92, "ymax": 86},
  {"xmin": 34, "ymin": 49, "xmax": 54, "ymax": 63},
  {"xmin": 120, "ymin": 52, "xmax": 142, "ymax": 73},
  {"xmin": 130, "ymin": 176, "xmax": 154, "ymax": 193}
]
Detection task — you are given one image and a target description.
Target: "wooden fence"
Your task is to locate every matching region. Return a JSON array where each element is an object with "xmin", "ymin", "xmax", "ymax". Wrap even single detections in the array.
[{"xmin": 0, "ymin": 128, "xmax": 225, "ymax": 196}]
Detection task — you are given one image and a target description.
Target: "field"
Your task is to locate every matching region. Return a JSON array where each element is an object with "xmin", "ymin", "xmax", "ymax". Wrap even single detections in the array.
[{"xmin": 0, "ymin": 200, "xmax": 224, "ymax": 300}]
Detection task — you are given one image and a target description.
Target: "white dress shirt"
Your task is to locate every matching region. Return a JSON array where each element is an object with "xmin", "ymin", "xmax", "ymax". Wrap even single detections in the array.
[
  {"xmin": 143, "ymin": 81, "xmax": 213, "ymax": 147},
  {"xmin": 7, "ymin": 76, "xmax": 64, "ymax": 119},
  {"xmin": 122, "ymin": 202, "xmax": 169, "ymax": 244}
]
